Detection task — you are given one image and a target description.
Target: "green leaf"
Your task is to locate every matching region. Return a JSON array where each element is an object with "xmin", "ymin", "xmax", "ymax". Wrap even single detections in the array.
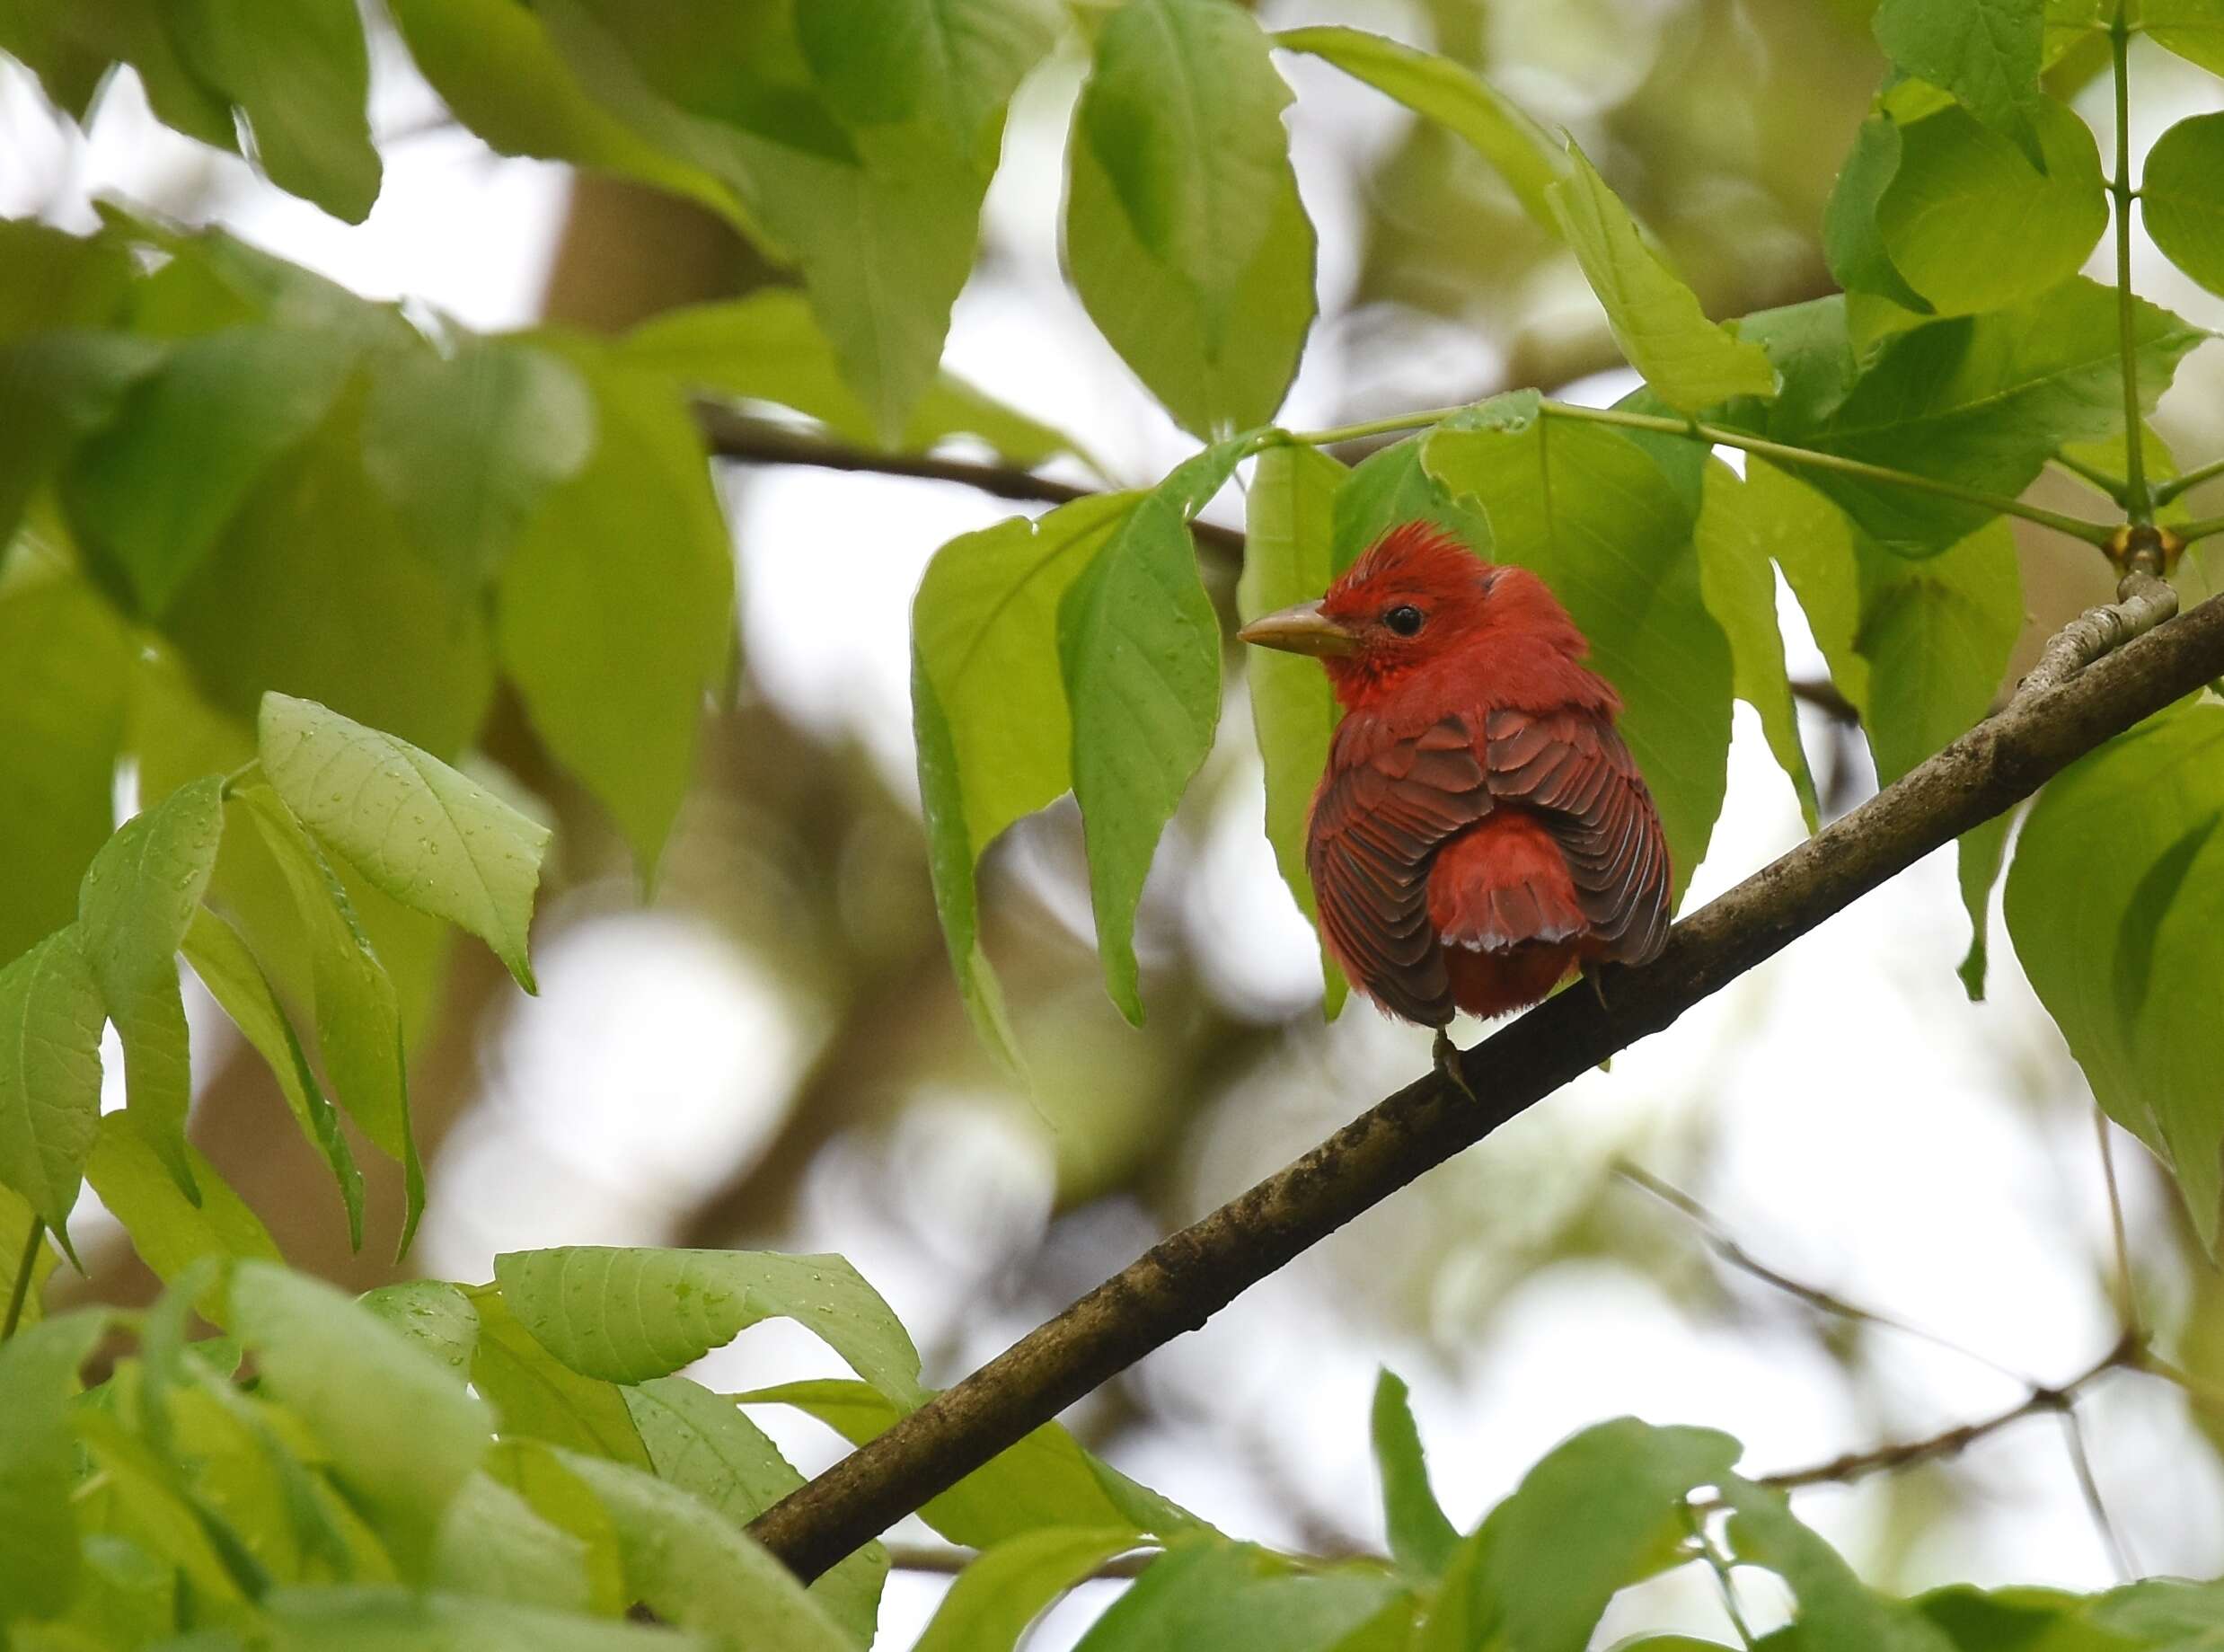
[
  {"xmin": 83, "ymin": 1116, "xmax": 279, "ymax": 1318},
  {"xmin": 0, "ymin": 560, "xmax": 132, "ymax": 963},
  {"xmin": 1875, "ymin": 95, "xmax": 2107, "ymax": 316},
  {"xmin": 1955, "ymin": 808, "xmax": 2015, "ymax": 1002},
  {"xmin": 1425, "ymin": 401, "xmax": 1734, "ymax": 902},
  {"xmin": 557, "ymin": 1453, "xmax": 858, "ymax": 1652},
  {"xmin": 0, "ymin": 331, "xmax": 169, "ymax": 555},
  {"xmin": 1071, "ymin": 1541, "xmax": 1399, "ymax": 1652},
  {"xmin": 1066, "ymin": 0, "xmax": 1315, "ymax": 435},
  {"xmin": 0, "ymin": 219, "xmax": 132, "ymax": 341},
  {"xmin": 1722, "ymin": 282, "xmax": 2204, "ymax": 555},
  {"xmin": 167, "ymin": 0, "xmax": 381, "ymax": 220},
  {"xmin": 258, "ymin": 1586, "xmax": 706, "ymax": 1650},
  {"xmin": 230, "ymin": 1260, "xmax": 492, "ymax": 1574},
  {"xmin": 2004, "ymin": 698, "xmax": 2224, "ymax": 1250},
  {"xmin": 624, "ymin": 1376, "xmax": 886, "ymax": 1648},
  {"xmin": 2141, "ymin": 111, "xmax": 2224, "ymax": 300},
  {"xmin": 798, "ymin": 0, "xmax": 1063, "ymax": 146},
  {"xmin": 0, "ymin": 927, "xmax": 103, "ymax": 1253},
  {"xmin": 1423, "ymin": 1419, "xmax": 1741, "ymax": 1652},
  {"xmin": 181, "ymin": 906, "xmax": 364, "ymax": 1246},
  {"xmin": 1240, "ymin": 439, "xmax": 1348, "ymax": 1013},
  {"xmin": 1913, "ymin": 1584, "xmax": 2107, "ymax": 1652},
  {"xmin": 480, "ymin": 1439, "xmax": 628, "ymax": 1616},
  {"xmin": 1370, "ymin": 1371, "xmax": 1458, "ymax": 1580},
  {"xmin": 620, "ymin": 289, "xmax": 1075, "ymax": 464},
  {"xmin": 230, "ymin": 784, "xmax": 419, "ymax": 1251},
  {"xmin": 1692, "ymin": 461, "xmax": 1821, "ymax": 831},
  {"xmin": 463, "ymin": 1285, "xmax": 651, "ymax": 1469},
  {"xmin": 740, "ymin": 1377, "xmax": 1208, "ymax": 1549},
  {"xmin": 359, "ymin": 1279, "xmax": 480, "ymax": 1379},
  {"xmin": 1724, "ymin": 1476, "xmax": 1958, "ymax": 1651},
  {"xmin": 63, "ymin": 328, "xmax": 364, "ymax": 615},
  {"xmin": 1823, "ymin": 116, "xmax": 1935, "ymax": 317},
  {"xmin": 76, "ymin": 775, "xmax": 224, "ymax": 1197},
  {"xmin": 1271, "ymin": 27, "xmax": 1565, "ymax": 229},
  {"xmin": 2143, "ymin": 0, "xmax": 2224, "ymax": 75},
  {"xmin": 916, "ymin": 1528, "xmax": 1150, "ymax": 1652},
  {"xmin": 2090, "ymin": 1577, "xmax": 2224, "ymax": 1647},
  {"xmin": 1060, "ymin": 446, "xmax": 1244, "ymax": 1021},
  {"xmin": 498, "ymin": 352, "xmax": 731, "ymax": 881},
  {"xmin": 0, "ymin": 1310, "xmax": 106, "ymax": 1621},
  {"xmin": 384, "ymin": 0, "xmax": 747, "ymax": 227},
  {"xmin": 1873, "ymin": 0, "xmax": 2047, "ymax": 171},
  {"xmin": 361, "ymin": 338, "xmax": 597, "ymax": 596},
  {"xmin": 1331, "ymin": 428, "xmax": 1495, "ymax": 578},
  {"xmin": 492, "ymin": 1246, "xmax": 924, "ymax": 1402},
  {"xmin": 431, "ymin": 1471, "xmax": 599, "ymax": 1613},
  {"xmin": 258, "ymin": 692, "xmax": 551, "ymax": 993},
  {"xmin": 913, "ymin": 493, "xmax": 1137, "ymax": 1065},
  {"xmin": 0, "ymin": 1185, "xmax": 57, "ymax": 1333},
  {"xmin": 1547, "ymin": 144, "xmax": 1776, "ymax": 413}
]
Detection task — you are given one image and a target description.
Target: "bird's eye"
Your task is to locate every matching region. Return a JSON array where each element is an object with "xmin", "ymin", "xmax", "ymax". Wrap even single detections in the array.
[{"xmin": 1383, "ymin": 605, "xmax": 1425, "ymax": 637}]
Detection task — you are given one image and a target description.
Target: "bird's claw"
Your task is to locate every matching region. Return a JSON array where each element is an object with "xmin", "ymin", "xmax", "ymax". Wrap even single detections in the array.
[
  {"xmin": 1433, "ymin": 1029, "xmax": 1477, "ymax": 1101},
  {"xmin": 1583, "ymin": 960, "xmax": 1610, "ymax": 1011}
]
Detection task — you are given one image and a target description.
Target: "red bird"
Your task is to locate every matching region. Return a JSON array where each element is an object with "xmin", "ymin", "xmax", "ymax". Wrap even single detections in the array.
[{"xmin": 1239, "ymin": 522, "xmax": 1670, "ymax": 1084}]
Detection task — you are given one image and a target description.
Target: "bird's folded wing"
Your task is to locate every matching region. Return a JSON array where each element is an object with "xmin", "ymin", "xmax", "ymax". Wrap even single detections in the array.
[
  {"xmin": 1307, "ymin": 712, "xmax": 1492, "ymax": 1024},
  {"xmin": 1484, "ymin": 706, "xmax": 1671, "ymax": 965}
]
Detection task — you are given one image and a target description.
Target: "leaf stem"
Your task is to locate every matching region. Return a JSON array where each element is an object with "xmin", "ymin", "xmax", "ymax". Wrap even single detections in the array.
[
  {"xmin": 3, "ymin": 1221, "xmax": 43, "ymax": 1340},
  {"xmin": 2175, "ymin": 513, "xmax": 2224, "ymax": 543},
  {"xmin": 2052, "ymin": 450, "xmax": 2132, "ymax": 504},
  {"xmin": 2112, "ymin": 2, "xmax": 2152, "ymax": 526},
  {"xmin": 2154, "ymin": 453, "xmax": 2224, "ymax": 506}
]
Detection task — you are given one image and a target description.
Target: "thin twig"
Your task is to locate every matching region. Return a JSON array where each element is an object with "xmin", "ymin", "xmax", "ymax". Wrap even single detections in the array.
[
  {"xmin": 1614, "ymin": 1164, "xmax": 2035, "ymax": 1383},
  {"xmin": 2058, "ymin": 1404, "xmax": 2137, "ymax": 1582},
  {"xmin": 3, "ymin": 1220, "xmax": 42, "ymax": 1341},
  {"xmin": 2110, "ymin": 1, "xmax": 2152, "ymax": 526},
  {"xmin": 749, "ymin": 589, "xmax": 2224, "ymax": 1583},
  {"xmin": 2017, "ymin": 571, "xmax": 2178, "ymax": 697},
  {"xmin": 1790, "ymin": 676, "xmax": 1859, "ymax": 724},
  {"xmin": 1682, "ymin": 1506, "xmax": 1758, "ymax": 1649},
  {"xmin": 2131, "ymin": 1350, "xmax": 2224, "ymax": 1418},
  {"xmin": 2095, "ymin": 1109, "xmax": 2140, "ymax": 1340}
]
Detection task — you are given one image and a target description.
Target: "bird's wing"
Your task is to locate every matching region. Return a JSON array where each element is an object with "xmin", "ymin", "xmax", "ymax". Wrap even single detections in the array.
[
  {"xmin": 1306, "ymin": 712, "xmax": 1493, "ymax": 1025},
  {"xmin": 1484, "ymin": 705, "xmax": 1672, "ymax": 965}
]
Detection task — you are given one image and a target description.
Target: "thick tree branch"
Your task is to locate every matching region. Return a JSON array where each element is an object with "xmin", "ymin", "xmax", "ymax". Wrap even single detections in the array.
[{"xmin": 748, "ymin": 587, "xmax": 2224, "ymax": 1582}]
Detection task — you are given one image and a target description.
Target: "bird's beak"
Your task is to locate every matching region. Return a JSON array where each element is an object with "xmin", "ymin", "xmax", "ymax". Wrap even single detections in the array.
[{"xmin": 1238, "ymin": 600, "xmax": 1359, "ymax": 658}]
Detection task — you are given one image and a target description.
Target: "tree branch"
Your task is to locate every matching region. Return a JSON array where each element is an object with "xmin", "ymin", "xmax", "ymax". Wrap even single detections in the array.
[
  {"xmin": 2019, "ymin": 570, "xmax": 2178, "ymax": 696},
  {"xmin": 748, "ymin": 586, "xmax": 2224, "ymax": 1583}
]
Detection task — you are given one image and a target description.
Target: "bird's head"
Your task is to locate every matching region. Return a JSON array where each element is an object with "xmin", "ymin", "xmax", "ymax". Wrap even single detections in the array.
[{"xmin": 1238, "ymin": 521, "xmax": 1584, "ymax": 707}]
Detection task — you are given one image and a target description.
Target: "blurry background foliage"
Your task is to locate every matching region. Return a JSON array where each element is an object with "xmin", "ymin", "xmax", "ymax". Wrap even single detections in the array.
[{"xmin": 4, "ymin": 0, "xmax": 2224, "ymax": 1646}]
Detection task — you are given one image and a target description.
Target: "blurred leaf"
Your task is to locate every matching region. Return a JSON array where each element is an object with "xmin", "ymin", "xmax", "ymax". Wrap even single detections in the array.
[
  {"xmin": 361, "ymin": 338, "xmax": 597, "ymax": 596},
  {"xmin": 0, "ymin": 219, "xmax": 133, "ymax": 340},
  {"xmin": 1725, "ymin": 1476, "xmax": 1957, "ymax": 1650},
  {"xmin": 1370, "ymin": 1370, "xmax": 1458, "ymax": 1580},
  {"xmin": 2005, "ymin": 698, "xmax": 2224, "ymax": 1250},
  {"xmin": 258, "ymin": 1586, "xmax": 706, "ymax": 1649},
  {"xmin": 1914, "ymin": 1584, "xmax": 2115, "ymax": 1652},
  {"xmin": 1425, "ymin": 399, "xmax": 1733, "ymax": 903},
  {"xmin": 230, "ymin": 1260, "xmax": 492, "ymax": 1575},
  {"xmin": 0, "ymin": 331, "xmax": 169, "ymax": 553},
  {"xmin": 167, "ymin": 0, "xmax": 381, "ymax": 220},
  {"xmin": 1067, "ymin": 0, "xmax": 1314, "ymax": 435},
  {"xmin": 624, "ymin": 1376, "xmax": 886, "ymax": 1648},
  {"xmin": 384, "ymin": 0, "xmax": 746, "ymax": 226},
  {"xmin": 464, "ymin": 1285, "xmax": 650, "ymax": 1469},
  {"xmin": 558, "ymin": 1452, "xmax": 858, "ymax": 1651},
  {"xmin": 0, "ymin": 1185, "xmax": 57, "ymax": 1332},
  {"xmin": 1721, "ymin": 283, "xmax": 2202, "ymax": 555},
  {"xmin": 1956, "ymin": 810, "xmax": 2015, "ymax": 1001},
  {"xmin": 1240, "ymin": 439, "xmax": 1349, "ymax": 1013},
  {"xmin": 258, "ymin": 692, "xmax": 550, "ymax": 994},
  {"xmin": 913, "ymin": 492, "xmax": 1137, "ymax": 1066},
  {"xmin": 0, "ymin": 561, "xmax": 133, "ymax": 961},
  {"xmin": 740, "ymin": 1377, "xmax": 1207, "ymax": 1549},
  {"xmin": 1423, "ymin": 1420, "xmax": 1740, "ymax": 1652},
  {"xmin": 1692, "ymin": 460, "xmax": 1821, "ymax": 831},
  {"xmin": 1873, "ymin": 0, "xmax": 2046, "ymax": 171},
  {"xmin": 799, "ymin": 0, "xmax": 1063, "ymax": 146},
  {"xmin": 1060, "ymin": 445, "xmax": 1244, "ymax": 1021},
  {"xmin": 2089, "ymin": 1577, "xmax": 2224, "ymax": 1647},
  {"xmin": 2144, "ymin": 1, "xmax": 2224, "ymax": 75},
  {"xmin": 481, "ymin": 1439, "xmax": 628, "ymax": 1617},
  {"xmin": 1273, "ymin": 26, "xmax": 1564, "ymax": 228},
  {"xmin": 1875, "ymin": 96, "xmax": 2106, "ymax": 316},
  {"xmin": 1824, "ymin": 117, "xmax": 1935, "ymax": 317},
  {"xmin": 181, "ymin": 906, "xmax": 364, "ymax": 1245},
  {"xmin": 621, "ymin": 290, "xmax": 1075, "ymax": 464},
  {"xmin": 231, "ymin": 785, "xmax": 419, "ymax": 1250},
  {"xmin": 1549, "ymin": 144, "xmax": 1776, "ymax": 413},
  {"xmin": 493, "ymin": 1246, "xmax": 923, "ymax": 1402},
  {"xmin": 916, "ymin": 1528, "xmax": 1149, "ymax": 1652},
  {"xmin": 2142, "ymin": 112, "xmax": 2224, "ymax": 300},
  {"xmin": 62, "ymin": 1531, "xmax": 180, "ymax": 1646},
  {"xmin": 0, "ymin": 927, "xmax": 103, "ymax": 1255},
  {"xmin": 430, "ymin": 1473, "xmax": 598, "ymax": 1613},
  {"xmin": 1332, "ymin": 429, "xmax": 1494, "ymax": 578},
  {"xmin": 76, "ymin": 775, "xmax": 224, "ymax": 1197},
  {"xmin": 63, "ymin": 328, "xmax": 363, "ymax": 615},
  {"xmin": 0, "ymin": 0, "xmax": 235, "ymax": 146},
  {"xmin": 0, "ymin": 1311, "xmax": 106, "ymax": 1621},
  {"xmin": 83, "ymin": 1117, "xmax": 279, "ymax": 1318},
  {"xmin": 1072, "ymin": 1541, "xmax": 1399, "ymax": 1652},
  {"xmin": 359, "ymin": 1280, "xmax": 479, "ymax": 1379},
  {"xmin": 497, "ymin": 351, "xmax": 730, "ymax": 881}
]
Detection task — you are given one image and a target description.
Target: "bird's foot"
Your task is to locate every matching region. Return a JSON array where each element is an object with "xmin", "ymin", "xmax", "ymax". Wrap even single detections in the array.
[
  {"xmin": 1432, "ymin": 1029, "xmax": 1477, "ymax": 1101},
  {"xmin": 1583, "ymin": 959, "xmax": 1610, "ymax": 1011}
]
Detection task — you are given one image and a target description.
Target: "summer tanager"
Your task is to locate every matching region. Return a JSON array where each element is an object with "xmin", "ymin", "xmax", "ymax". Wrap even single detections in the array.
[{"xmin": 1239, "ymin": 522, "xmax": 1670, "ymax": 1081}]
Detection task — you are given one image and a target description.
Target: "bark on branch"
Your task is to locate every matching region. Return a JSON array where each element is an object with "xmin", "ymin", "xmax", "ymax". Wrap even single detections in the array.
[{"xmin": 746, "ymin": 585, "xmax": 2224, "ymax": 1583}]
